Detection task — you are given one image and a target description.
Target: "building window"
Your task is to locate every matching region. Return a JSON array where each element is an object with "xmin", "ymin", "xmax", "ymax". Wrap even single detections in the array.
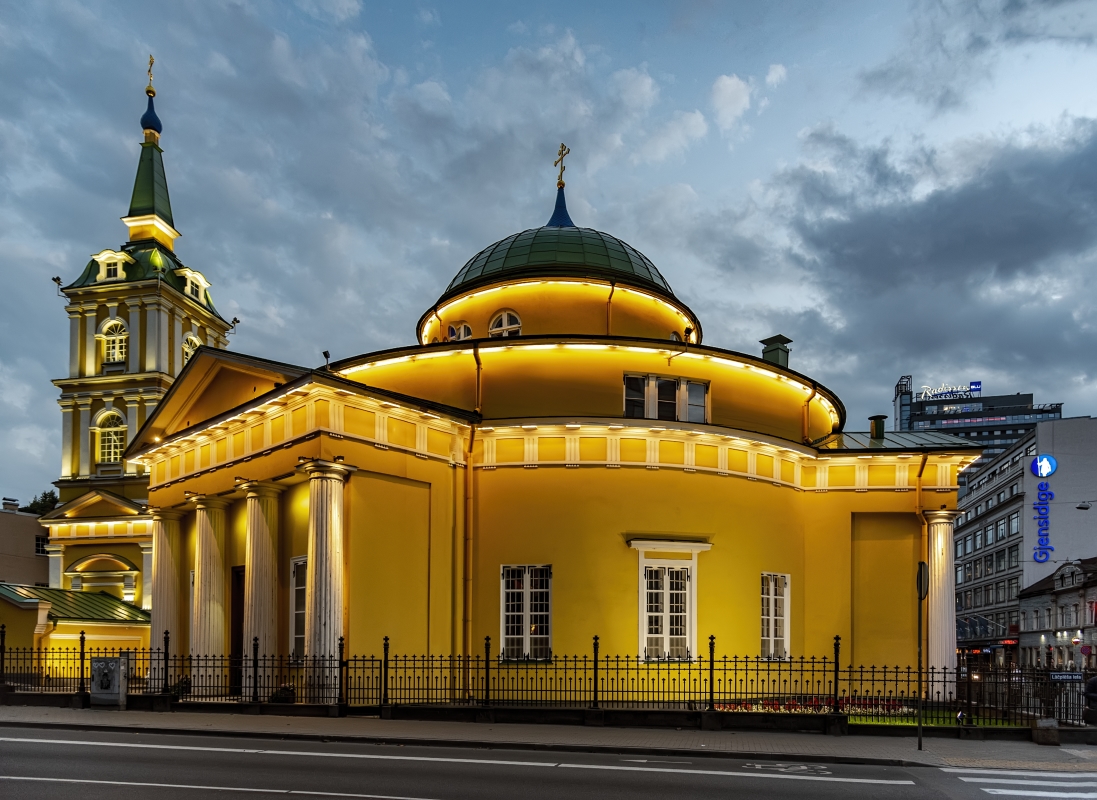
[
  {"xmin": 955, "ymin": 541, "xmax": 963, "ymax": 560},
  {"xmin": 1008, "ymin": 545, "xmax": 1019, "ymax": 569},
  {"xmin": 975, "ymin": 530, "xmax": 983, "ymax": 550},
  {"xmin": 996, "ymin": 581, "xmax": 1006, "ymax": 604},
  {"xmin": 964, "ymin": 591, "xmax": 972, "ymax": 609},
  {"xmin": 761, "ymin": 573, "xmax": 789, "ymax": 659},
  {"xmin": 447, "ymin": 323, "xmax": 473, "ymax": 341},
  {"xmin": 290, "ymin": 558, "xmax": 307, "ymax": 658},
  {"xmin": 1073, "ymin": 604, "xmax": 1079, "ymax": 626},
  {"xmin": 956, "ymin": 593, "xmax": 963, "ymax": 613},
  {"xmin": 1033, "ymin": 609, "xmax": 1041, "ymax": 629},
  {"xmin": 1089, "ymin": 602, "xmax": 1096, "ymax": 626},
  {"xmin": 964, "ymin": 535, "xmax": 973, "ymax": 554},
  {"xmin": 643, "ymin": 564, "xmax": 692, "ymax": 659},
  {"xmin": 973, "ymin": 587, "xmax": 982, "ymax": 608},
  {"xmin": 955, "ymin": 565, "xmax": 963, "ymax": 586},
  {"xmin": 973, "ymin": 559, "xmax": 982, "ymax": 580},
  {"xmin": 97, "ymin": 412, "xmax": 126, "ymax": 464},
  {"xmin": 102, "ymin": 320, "xmax": 128, "ymax": 364},
  {"xmin": 1008, "ymin": 578, "xmax": 1019, "ymax": 601},
  {"xmin": 35, "ymin": 535, "xmax": 48, "ymax": 556},
  {"xmin": 105, "ymin": 262, "xmax": 119, "ymax": 279},
  {"xmin": 500, "ymin": 565, "xmax": 551, "ymax": 660},
  {"xmin": 488, "ymin": 311, "xmax": 521, "ymax": 338},
  {"xmin": 1007, "ymin": 512, "xmax": 1018, "ymax": 536},
  {"xmin": 187, "ymin": 279, "xmax": 201, "ymax": 299},
  {"xmin": 996, "ymin": 520, "xmax": 1007, "ymax": 542},
  {"xmin": 964, "ymin": 563, "xmax": 973, "ymax": 583},
  {"xmin": 623, "ymin": 375, "xmax": 708, "ymax": 424},
  {"xmin": 996, "ymin": 550, "xmax": 1006, "ymax": 573},
  {"xmin": 1020, "ymin": 611, "xmax": 1027, "ymax": 632},
  {"xmin": 182, "ymin": 335, "xmax": 202, "ymax": 366}
]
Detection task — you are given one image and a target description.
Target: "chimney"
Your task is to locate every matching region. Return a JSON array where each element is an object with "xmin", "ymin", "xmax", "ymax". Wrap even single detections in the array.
[
  {"xmin": 759, "ymin": 334, "xmax": 792, "ymax": 369},
  {"xmin": 869, "ymin": 415, "xmax": 887, "ymax": 439},
  {"xmin": 2, "ymin": 497, "xmax": 18, "ymax": 512}
]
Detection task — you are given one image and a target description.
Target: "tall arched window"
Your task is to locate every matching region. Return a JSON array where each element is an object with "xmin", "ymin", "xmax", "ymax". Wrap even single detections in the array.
[
  {"xmin": 182, "ymin": 335, "xmax": 202, "ymax": 365},
  {"xmin": 102, "ymin": 321, "xmax": 128, "ymax": 364},
  {"xmin": 97, "ymin": 412, "xmax": 127, "ymax": 464},
  {"xmin": 489, "ymin": 311, "xmax": 521, "ymax": 338}
]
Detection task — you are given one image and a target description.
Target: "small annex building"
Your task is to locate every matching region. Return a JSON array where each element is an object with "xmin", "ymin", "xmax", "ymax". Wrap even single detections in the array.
[
  {"xmin": 0, "ymin": 583, "xmax": 150, "ymax": 650},
  {"xmin": 43, "ymin": 78, "xmax": 980, "ymax": 672}
]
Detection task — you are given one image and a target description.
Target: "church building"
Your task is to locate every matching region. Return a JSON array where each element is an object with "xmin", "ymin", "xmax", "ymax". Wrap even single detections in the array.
[{"xmin": 37, "ymin": 76, "xmax": 980, "ymax": 671}]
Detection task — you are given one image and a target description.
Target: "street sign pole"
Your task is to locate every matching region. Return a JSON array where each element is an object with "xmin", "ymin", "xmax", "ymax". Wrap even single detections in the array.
[{"xmin": 917, "ymin": 561, "xmax": 929, "ymax": 752}]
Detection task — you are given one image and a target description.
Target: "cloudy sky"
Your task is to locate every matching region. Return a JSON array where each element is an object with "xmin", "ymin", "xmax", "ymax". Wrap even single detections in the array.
[{"xmin": 2, "ymin": 0, "xmax": 1096, "ymax": 503}]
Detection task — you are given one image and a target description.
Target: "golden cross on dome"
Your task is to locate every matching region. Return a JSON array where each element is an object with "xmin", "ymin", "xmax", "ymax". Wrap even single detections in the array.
[
  {"xmin": 554, "ymin": 143, "xmax": 570, "ymax": 188},
  {"xmin": 146, "ymin": 54, "xmax": 156, "ymax": 97}
]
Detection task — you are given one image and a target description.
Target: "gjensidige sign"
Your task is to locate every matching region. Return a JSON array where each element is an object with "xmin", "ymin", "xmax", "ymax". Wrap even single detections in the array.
[{"xmin": 1032, "ymin": 454, "xmax": 1058, "ymax": 563}]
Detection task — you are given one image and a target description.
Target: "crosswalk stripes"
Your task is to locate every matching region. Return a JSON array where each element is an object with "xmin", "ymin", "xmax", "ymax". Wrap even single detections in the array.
[{"xmin": 943, "ymin": 767, "xmax": 1097, "ymax": 797}]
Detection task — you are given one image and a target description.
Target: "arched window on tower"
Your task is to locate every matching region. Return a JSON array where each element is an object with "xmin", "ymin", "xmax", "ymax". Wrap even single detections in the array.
[
  {"xmin": 102, "ymin": 321, "xmax": 128, "ymax": 365},
  {"xmin": 447, "ymin": 323, "xmax": 473, "ymax": 341},
  {"xmin": 97, "ymin": 412, "xmax": 127, "ymax": 464},
  {"xmin": 182, "ymin": 334, "xmax": 202, "ymax": 366},
  {"xmin": 489, "ymin": 311, "xmax": 521, "ymax": 338}
]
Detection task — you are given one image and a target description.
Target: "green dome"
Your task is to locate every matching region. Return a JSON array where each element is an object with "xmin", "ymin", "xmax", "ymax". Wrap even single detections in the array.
[{"xmin": 439, "ymin": 225, "xmax": 676, "ymax": 303}]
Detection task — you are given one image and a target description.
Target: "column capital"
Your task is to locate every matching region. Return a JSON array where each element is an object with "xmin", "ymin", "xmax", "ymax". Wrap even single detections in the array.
[
  {"xmin": 150, "ymin": 507, "xmax": 185, "ymax": 522},
  {"xmin": 925, "ymin": 508, "xmax": 962, "ymax": 525},
  {"xmin": 75, "ymin": 397, "xmax": 94, "ymax": 409},
  {"xmin": 43, "ymin": 543, "xmax": 65, "ymax": 556},
  {"xmin": 238, "ymin": 480, "xmax": 285, "ymax": 498},
  {"xmin": 188, "ymin": 495, "xmax": 231, "ymax": 510},
  {"xmin": 138, "ymin": 541, "xmax": 155, "ymax": 555},
  {"xmin": 297, "ymin": 459, "xmax": 357, "ymax": 481}
]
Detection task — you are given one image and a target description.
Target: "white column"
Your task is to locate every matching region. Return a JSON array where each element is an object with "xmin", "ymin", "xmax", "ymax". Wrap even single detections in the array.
[
  {"xmin": 77, "ymin": 399, "xmax": 92, "ymax": 477},
  {"xmin": 172, "ymin": 311, "xmax": 183, "ymax": 376},
  {"xmin": 139, "ymin": 541, "xmax": 154, "ymax": 611},
  {"xmin": 126, "ymin": 299, "xmax": 142, "ymax": 374},
  {"xmin": 302, "ymin": 461, "xmax": 355, "ymax": 657},
  {"xmin": 151, "ymin": 511, "xmax": 182, "ymax": 643},
  {"xmin": 83, "ymin": 306, "xmax": 97, "ymax": 376},
  {"xmin": 125, "ymin": 397, "xmax": 141, "ymax": 474},
  {"xmin": 927, "ymin": 509, "xmax": 962, "ymax": 671},
  {"xmin": 243, "ymin": 483, "xmax": 282, "ymax": 656},
  {"xmin": 191, "ymin": 497, "xmax": 229, "ymax": 656},
  {"xmin": 59, "ymin": 402, "xmax": 74, "ymax": 478},
  {"xmin": 44, "ymin": 543, "xmax": 64, "ymax": 588},
  {"xmin": 67, "ymin": 307, "xmax": 81, "ymax": 378}
]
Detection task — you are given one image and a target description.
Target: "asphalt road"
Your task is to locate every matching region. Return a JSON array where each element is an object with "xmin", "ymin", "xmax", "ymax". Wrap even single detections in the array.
[{"xmin": 0, "ymin": 725, "xmax": 1093, "ymax": 799}]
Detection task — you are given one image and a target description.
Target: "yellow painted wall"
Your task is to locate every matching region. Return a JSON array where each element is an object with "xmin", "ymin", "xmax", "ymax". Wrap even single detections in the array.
[{"xmin": 850, "ymin": 512, "xmax": 921, "ymax": 667}]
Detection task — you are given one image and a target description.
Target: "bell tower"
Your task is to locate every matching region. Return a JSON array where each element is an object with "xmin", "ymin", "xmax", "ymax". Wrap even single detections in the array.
[{"xmin": 51, "ymin": 63, "xmax": 234, "ymax": 503}]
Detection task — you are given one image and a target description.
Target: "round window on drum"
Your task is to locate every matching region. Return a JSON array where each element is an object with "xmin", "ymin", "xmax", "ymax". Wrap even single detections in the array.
[{"xmin": 489, "ymin": 311, "xmax": 521, "ymax": 338}]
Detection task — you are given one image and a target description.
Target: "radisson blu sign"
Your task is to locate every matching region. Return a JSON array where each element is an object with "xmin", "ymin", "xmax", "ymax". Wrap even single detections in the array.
[
  {"xmin": 1031, "ymin": 455, "xmax": 1058, "ymax": 563},
  {"xmin": 916, "ymin": 381, "xmax": 982, "ymax": 401}
]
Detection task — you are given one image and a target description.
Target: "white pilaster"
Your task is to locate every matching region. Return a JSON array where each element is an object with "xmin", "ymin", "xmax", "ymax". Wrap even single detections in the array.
[
  {"xmin": 83, "ymin": 306, "xmax": 97, "ymax": 376},
  {"xmin": 44, "ymin": 543, "xmax": 64, "ymax": 588},
  {"xmin": 59, "ymin": 402, "xmax": 74, "ymax": 479},
  {"xmin": 926, "ymin": 509, "xmax": 961, "ymax": 671},
  {"xmin": 243, "ymin": 483, "xmax": 282, "ymax": 657},
  {"xmin": 139, "ymin": 541, "xmax": 154, "ymax": 611},
  {"xmin": 77, "ymin": 399, "xmax": 92, "ymax": 477},
  {"xmin": 191, "ymin": 497, "xmax": 229, "ymax": 656},
  {"xmin": 67, "ymin": 307, "xmax": 81, "ymax": 378},
  {"xmin": 302, "ymin": 461, "xmax": 355, "ymax": 657},
  {"xmin": 172, "ymin": 311, "xmax": 183, "ymax": 376},
  {"xmin": 125, "ymin": 397, "xmax": 141, "ymax": 474},
  {"xmin": 126, "ymin": 299, "xmax": 142, "ymax": 374}
]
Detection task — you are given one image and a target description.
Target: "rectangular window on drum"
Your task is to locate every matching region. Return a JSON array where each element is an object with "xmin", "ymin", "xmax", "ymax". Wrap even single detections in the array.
[
  {"xmin": 761, "ymin": 573, "xmax": 789, "ymax": 659},
  {"xmin": 656, "ymin": 378, "xmax": 678, "ymax": 421},
  {"xmin": 686, "ymin": 382, "xmax": 707, "ymax": 424},
  {"xmin": 291, "ymin": 558, "xmax": 307, "ymax": 658},
  {"xmin": 500, "ymin": 565, "xmax": 551, "ymax": 660},
  {"xmin": 624, "ymin": 376, "xmax": 646, "ymax": 418}
]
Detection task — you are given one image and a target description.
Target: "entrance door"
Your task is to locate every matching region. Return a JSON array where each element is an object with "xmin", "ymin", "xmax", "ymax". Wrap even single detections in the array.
[{"xmin": 230, "ymin": 566, "xmax": 245, "ymax": 695}]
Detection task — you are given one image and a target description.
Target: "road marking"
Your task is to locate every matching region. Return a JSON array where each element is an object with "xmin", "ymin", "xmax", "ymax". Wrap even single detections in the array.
[
  {"xmin": 0, "ymin": 736, "xmax": 914, "ymax": 785},
  {"xmin": 620, "ymin": 759, "xmax": 692, "ymax": 764},
  {"xmin": 558, "ymin": 763, "xmax": 913, "ymax": 784},
  {"xmin": 979, "ymin": 790, "xmax": 1097, "ymax": 798},
  {"xmin": 0, "ymin": 775, "xmax": 439, "ymax": 799},
  {"xmin": 945, "ymin": 769, "xmax": 1097, "ymax": 779},
  {"xmin": 963, "ymin": 779, "xmax": 1097, "ymax": 787}
]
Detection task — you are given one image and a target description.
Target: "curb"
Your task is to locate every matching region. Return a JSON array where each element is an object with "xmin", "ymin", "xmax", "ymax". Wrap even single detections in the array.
[{"xmin": 0, "ymin": 718, "xmax": 939, "ymax": 768}]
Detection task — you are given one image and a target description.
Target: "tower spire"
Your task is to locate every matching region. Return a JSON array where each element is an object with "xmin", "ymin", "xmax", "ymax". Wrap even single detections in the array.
[
  {"xmin": 125, "ymin": 55, "xmax": 179, "ymax": 249},
  {"xmin": 546, "ymin": 143, "xmax": 575, "ymax": 228}
]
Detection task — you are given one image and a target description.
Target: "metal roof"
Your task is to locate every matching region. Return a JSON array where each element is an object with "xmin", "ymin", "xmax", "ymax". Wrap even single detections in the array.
[
  {"xmin": 815, "ymin": 430, "xmax": 981, "ymax": 453},
  {"xmin": 0, "ymin": 584, "xmax": 150, "ymax": 624}
]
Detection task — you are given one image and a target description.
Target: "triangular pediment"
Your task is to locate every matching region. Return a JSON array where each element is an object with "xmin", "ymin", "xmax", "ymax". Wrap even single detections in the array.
[
  {"xmin": 125, "ymin": 349, "xmax": 308, "ymax": 456},
  {"xmin": 39, "ymin": 489, "xmax": 147, "ymax": 523}
]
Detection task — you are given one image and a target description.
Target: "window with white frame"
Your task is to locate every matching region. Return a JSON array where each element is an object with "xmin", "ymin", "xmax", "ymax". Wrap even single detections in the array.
[
  {"xmin": 102, "ymin": 320, "xmax": 128, "ymax": 364},
  {"xmin": 187, "ymin": 279, "xmax": 201, "ymax": 299},
  {"xmin": 97, "ymin": 412, "xmax": 127, "ymax": 464},
  {"xmin": 644, "ymin": 565, "xmax": 690, "ymax": 659},
  {"xmin": 182, "ymin": 335, "xmax": 202, "ymax": 365},
  {"xmin": 761, "ymin": 573, "xmax": 789, "ymax": 658},
  {"xmin": 447, "ymin": 322, "xmax": 473, "ymax": 341},
  {"xmin": 105, "ymin": 262, "xmax": 119, "ymax": 279},
  {"xmin": 488, "ymin": 311, "xmax": 521, "ymax": 337},
  {"xmin": 500, "ymin": 565, "xmax": 551, "ymax": 660},
  {"xmin": 290, "ymin": 558, "xmax": 307, "ymax": 658},
  {"xmin": 623, "ymin": 375, "xmax": 708, "ymax": 424}
]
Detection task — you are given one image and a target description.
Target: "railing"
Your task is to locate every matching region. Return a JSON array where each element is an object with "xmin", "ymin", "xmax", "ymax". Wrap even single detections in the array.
[{"xmin": 1, "ymin": 626, "xmax": 1091, "ymax": 726}]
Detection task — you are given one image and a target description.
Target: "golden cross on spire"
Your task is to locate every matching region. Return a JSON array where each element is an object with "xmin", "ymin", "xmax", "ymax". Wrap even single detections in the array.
[
  {"xmin": 146, "ymin": 54, "xmax": 156, "ymax": 97},
  {"xmin": 554, "ymin": 143, "xmax": 570, "ymax": 188}
]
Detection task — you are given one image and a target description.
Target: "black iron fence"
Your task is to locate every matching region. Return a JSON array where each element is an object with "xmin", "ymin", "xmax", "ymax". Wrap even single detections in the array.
[{"xmin": 1, "ymin": 626, "xmax": 1092, "ymax": 726}]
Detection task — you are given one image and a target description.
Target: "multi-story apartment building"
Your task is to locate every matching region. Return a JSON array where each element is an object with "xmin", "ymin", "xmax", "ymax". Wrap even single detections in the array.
[{"xmin": 955, "ymin": 417, "xmax": 1097, "ymax": 664}]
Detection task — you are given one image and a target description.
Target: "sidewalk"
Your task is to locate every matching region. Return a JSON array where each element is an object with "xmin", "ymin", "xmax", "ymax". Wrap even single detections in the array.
[{"xmin": 2, "ymin": 706, "xmax": 1096, "ymax": 771}]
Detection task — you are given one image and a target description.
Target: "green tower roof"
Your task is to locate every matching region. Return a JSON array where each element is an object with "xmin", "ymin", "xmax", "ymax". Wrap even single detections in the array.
[{"xmin": 128, "ymin": 141, "xmax": 174, "ymax": 227}]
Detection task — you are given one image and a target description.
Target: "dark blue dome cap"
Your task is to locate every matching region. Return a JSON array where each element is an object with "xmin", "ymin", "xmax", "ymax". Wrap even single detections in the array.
[
  {"xmin": 545, "ymin": 186, "xmax": 575, "ymax": 227},
  {"xmin": 140, "ymin": 94, "xmax": 162, "ymax": 134}
]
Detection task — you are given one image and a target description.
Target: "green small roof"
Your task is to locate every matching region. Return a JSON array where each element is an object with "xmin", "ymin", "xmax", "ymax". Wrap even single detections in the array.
[
  {"xmin": 128, "ymin": 142, "xmax": 174, "ymax": 227},
  {"xmin": 439, "ymin": 225, "xmax": 676, "ymax": 304},
  {"xmin": 0, "ymin": 584, "xmax": 150, "ymax": 624}
]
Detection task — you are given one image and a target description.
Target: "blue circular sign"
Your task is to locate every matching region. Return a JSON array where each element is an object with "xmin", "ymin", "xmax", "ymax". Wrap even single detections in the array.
[{"xmin": 1031, "ymin": 454, "xmax": 1058, "ymax": 478}]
